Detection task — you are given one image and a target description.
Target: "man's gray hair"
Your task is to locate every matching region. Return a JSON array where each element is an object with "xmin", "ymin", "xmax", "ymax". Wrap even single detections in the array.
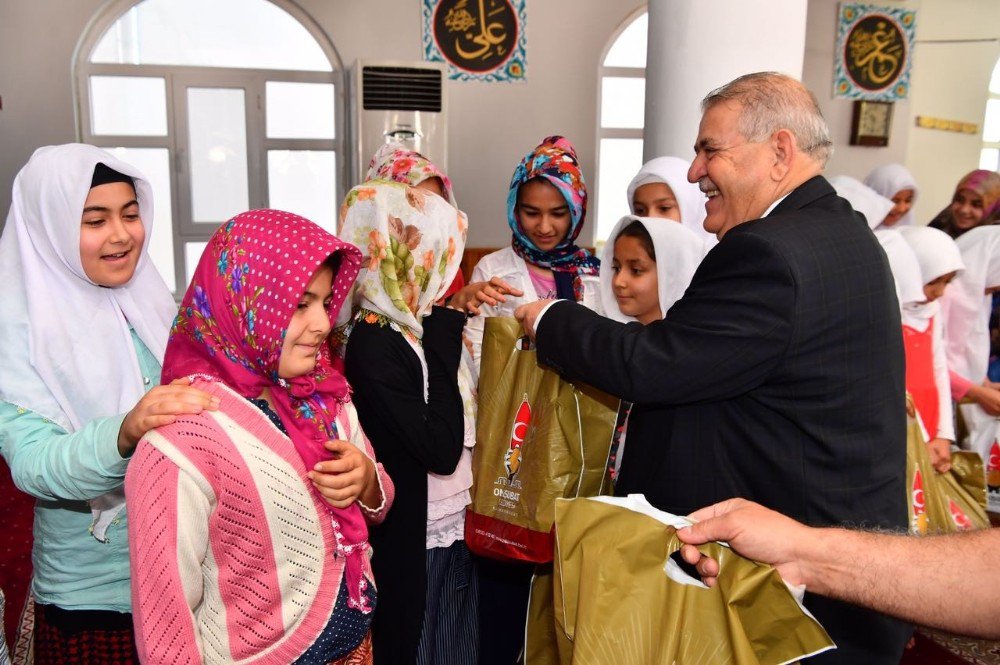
[{"xmin": 701, "ymin": 72, "xmax": 833, "ymax": 167}]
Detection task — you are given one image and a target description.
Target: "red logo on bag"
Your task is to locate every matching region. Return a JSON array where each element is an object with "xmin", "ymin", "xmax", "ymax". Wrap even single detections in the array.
[
  {"xmin": 504, "ymin": 394, "xmax": 531, "ymax": 481},
  {"xmin": 988, "ymin": 441, "xmax": 1000, "ymax": 491},
  {"xmin": 948, "ymin": 499, "xmax": 972, "ymax": 530},
  {"xmin": 912, "ymin": 468, "xmax": 927, "ymax": 534}
]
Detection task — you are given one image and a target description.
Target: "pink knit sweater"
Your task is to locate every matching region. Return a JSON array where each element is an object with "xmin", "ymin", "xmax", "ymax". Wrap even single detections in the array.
[{"xmin": 125, "ymin": 378, "xmax": 394, "ymax": 664}]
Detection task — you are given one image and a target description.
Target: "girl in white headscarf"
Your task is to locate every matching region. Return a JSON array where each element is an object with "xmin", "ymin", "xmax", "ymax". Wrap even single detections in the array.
[
  {"xmin": 0, "ymin": 144, "xmax": 215, "ymax": 660},
  {"xmin": 899, "ymin": 226, "xmax": 965, "ymax": 472},
  {"xmin": 944, "ymin": 227, "xmax": 1000, "ymax": 387},
  {"xmin": 626, "ymin": 156, "xmax": 716, "ymax": 250},
  {"xmin": 941, "ymin": 227, "xmax": 1000, "ymax": 496},
  {"xmin": 865, "ymin": 164, "xmax": 919, "ymax": 227},
  {"xmin": 599, "ymin": 216, "xmax": 704, "ymax": 324},
  {"xmin": 598, "ymin": 215, "xmax": 704, "ymax": 482}
]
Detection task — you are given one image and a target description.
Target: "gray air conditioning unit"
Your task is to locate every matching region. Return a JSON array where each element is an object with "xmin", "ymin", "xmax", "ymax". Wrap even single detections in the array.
[{"xmin": 351, "ymin": 60, "xmax": 447, "ymax": 186}]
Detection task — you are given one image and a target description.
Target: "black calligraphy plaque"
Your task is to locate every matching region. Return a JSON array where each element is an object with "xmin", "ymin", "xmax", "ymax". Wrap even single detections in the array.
[
  {"xmin": 843, "ymin": 14, "xmax": 906, "ymax": 92},
  {"xmin": 433, "ymin": 0, "xmax": 518, "ymax": 73}
]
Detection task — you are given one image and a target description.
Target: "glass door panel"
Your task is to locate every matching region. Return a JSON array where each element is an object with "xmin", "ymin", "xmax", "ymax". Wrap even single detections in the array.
[{"xmin": 186, "ymin": 87, "xmax": 249, "ymax": 224}]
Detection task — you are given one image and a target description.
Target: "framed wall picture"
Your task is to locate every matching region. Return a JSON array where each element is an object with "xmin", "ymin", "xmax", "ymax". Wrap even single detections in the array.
[
  {"xmin": 850, "ymin": 99, "xmax": 893, "ymax": 146},
  {"xmin": 833, "ymin": 4, "xmax": 916, "ymax": 101},
  {"xmin": 422, "ymin": 0, "xmax": 527, "ymax": 83}
]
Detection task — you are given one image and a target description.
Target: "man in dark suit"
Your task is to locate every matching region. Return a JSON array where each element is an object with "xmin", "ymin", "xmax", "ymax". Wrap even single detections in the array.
[{"xmin": 515, "ymin": 72, "xmax": 909, "ymax": 664}]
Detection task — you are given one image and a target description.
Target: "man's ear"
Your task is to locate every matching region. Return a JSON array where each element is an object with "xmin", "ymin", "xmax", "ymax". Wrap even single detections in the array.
[{"xmin": 770, "ymin": 129, "xmax": 795, "ymax": 180}]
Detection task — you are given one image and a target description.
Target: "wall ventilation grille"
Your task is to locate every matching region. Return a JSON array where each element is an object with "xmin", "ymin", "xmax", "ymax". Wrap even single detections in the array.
[{"xmin": 362, "ymin": 66, "xmax": 442, "ymax": 112}]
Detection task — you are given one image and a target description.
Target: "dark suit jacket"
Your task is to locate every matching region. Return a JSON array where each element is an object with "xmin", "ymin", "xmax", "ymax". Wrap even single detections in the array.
[{"xmin": 536, "ymin": 176, "xmax": 909, "ymax": 664}]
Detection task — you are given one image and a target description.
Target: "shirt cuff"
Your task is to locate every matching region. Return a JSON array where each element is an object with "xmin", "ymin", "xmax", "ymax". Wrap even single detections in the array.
[
  {"xmin": 94, "ymin": 413, "xmax": 130, "ymax": 477},
  {"xmin": 533, "ymin": 299, "xmax": 565, "ymax": 334}
]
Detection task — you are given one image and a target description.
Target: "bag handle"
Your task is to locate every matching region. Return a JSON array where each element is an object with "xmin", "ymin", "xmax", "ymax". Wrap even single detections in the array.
[
  {"xmin": 514, "ymin": 335, "xmax": 535, "ymax": 351},
  {"xmin": 571, "ymin": 391, "xmax": 586, "ymax": 497}
]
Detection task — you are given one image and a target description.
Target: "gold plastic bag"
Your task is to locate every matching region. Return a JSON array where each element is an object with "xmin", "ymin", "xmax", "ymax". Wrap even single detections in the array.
[
  {"xmin": 956, "ymin": 401, "xmax": 1000, "ymax": 511},
  {"xmin": 906, "ymin": 411, "xmax": 989, "ymax": 533},
  {"xmin": 527, "ymin": 496, "xmax": 834, "ymax": 665},
  {"xmin": 949, "ymin": 450, "xmax": 988, "ymax": 510},
  {"xmin": 466, "ymin": 317, "xmax": 618, "ymax": 563}
]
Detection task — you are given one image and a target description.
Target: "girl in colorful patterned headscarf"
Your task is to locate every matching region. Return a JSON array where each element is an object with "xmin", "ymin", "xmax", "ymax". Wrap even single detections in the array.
[
  {"xmin": 459, "ymin": 136, "xmax": 601, "ymax": 664},
  {"xmin": 506, "ymin": 136, "xmax": 599, "ymax": 296},
  {"xmin": 126, "ymin": 210, "xmax": 394, "ymax": 664},
  {"xmin": 463, "ymin": 136, "xmax": 602, "ymax": 367},
  {"xmin": 339, "ymin": 181, "xmax": 477, "ymax": 663},
  {"xmin": 929, "ymin": 169, "xmax": 1000, "ymax": 238}
]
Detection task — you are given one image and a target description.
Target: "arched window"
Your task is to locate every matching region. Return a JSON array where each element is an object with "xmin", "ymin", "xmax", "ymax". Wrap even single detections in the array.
[
  {"xmin": 75, "ymin": 0, "xmax": 344, "ymax": 292},
  {"xmin": 594, "ymin": 7, "xmax": 647, "ymax": 244},
  {"xmin": 981, "ymin": 57, "xmax": 1000, "ymax": 172}
]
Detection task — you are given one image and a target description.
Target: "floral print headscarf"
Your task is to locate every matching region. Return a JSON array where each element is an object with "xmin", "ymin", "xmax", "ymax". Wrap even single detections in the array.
[
  {"xmin": 161, "ymin": 209, "xmax": 374, "ymax": 611},
  {"xmin": 507, "ymin": 136, "xmax": 599, "ymax": 300},
  {"xmin": 366, "ymin": 142, "xmax": 456, "ymax": 207},
  {"xmin": 339, "ymin": 181, "xmax": 467, "ymax": 338}
]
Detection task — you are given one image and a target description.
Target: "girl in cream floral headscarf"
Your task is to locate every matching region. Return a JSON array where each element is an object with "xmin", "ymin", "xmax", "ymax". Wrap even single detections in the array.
[{"xmin": 339, "ymin": 180, "xmax": 479, "ymax": 664}]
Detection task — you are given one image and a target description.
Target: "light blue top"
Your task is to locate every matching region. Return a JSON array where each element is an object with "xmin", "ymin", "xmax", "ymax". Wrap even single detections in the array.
[{"xmin": 0, "ymin": 329, "xmax": 160, "ymax": 612}]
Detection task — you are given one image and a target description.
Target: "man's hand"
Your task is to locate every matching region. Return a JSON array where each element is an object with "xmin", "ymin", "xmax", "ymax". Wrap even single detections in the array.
[
  {"xmin": 118, "ymin": 377, "xmax": 220, "ymax": 457},
  {"xmin": 676, "ymin": 498, "xmax": 813, "ymax": 588},
  {"xmin": 309, "ymin": 439, "xmax": 377, "ymax": 509},
  {"xmin": 448, "ymin": 277, "xmax": 524, "ymax": 316},
  {"xmin": 514, "ymin": 299, "xmax": 556, "ymax": 342}
]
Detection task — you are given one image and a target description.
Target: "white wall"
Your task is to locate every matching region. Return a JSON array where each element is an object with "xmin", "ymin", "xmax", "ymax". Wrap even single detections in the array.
[
  {"xmin": 802, "ymin": 0, "xmax": 914, "ymax": 179},
  {"xmin": 904, "ymin": 0, "xmax": 1000, "ymax": 224},
  {"xmin": 1, "ymin": 0, "xmax": 997, "ymax": 246}
]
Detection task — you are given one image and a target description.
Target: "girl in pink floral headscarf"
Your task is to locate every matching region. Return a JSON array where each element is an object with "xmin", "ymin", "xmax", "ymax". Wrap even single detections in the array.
[
  {"xmin": 929, "ymin": 169, "xmax": 1000, "ymax": 238},
  {"xmin": 126, "ymin": 210, "xmax": 394, "ymax": 665},
  {"xmin": 366, "ymin": 141, "xmax": 467, "ymax": 299},
  {"xmin": 367, "ymin": 142, "xmax": 456, "ymax": 205}
]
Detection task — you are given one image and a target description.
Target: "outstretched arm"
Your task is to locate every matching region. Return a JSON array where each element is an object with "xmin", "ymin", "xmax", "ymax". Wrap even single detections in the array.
[
  {"xmin": 1, "ymin": 404, "xmax": 131, "ymax": 501},
  {"xmin": 1, "ymin": 379, "xmax": 217, "ymax": 502},
  {"xmin": 529, "ymin": 232, "xmax": 795, "ymax": 405},
  {"xmin": 676, "ymin": 498, "xmax": 1000, "ymax": 639}
]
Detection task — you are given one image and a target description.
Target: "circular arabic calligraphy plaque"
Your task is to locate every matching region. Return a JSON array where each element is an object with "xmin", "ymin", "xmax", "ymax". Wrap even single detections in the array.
[
  {"xmin": 843, "ymin": 14, "xmax": 906, "ymax": 92},
  {"xmin": 433, "ymin": 0, "xmax": 518, "ymax": 73}
]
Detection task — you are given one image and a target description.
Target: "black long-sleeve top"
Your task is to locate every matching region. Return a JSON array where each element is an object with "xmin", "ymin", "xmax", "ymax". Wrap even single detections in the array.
[{"xmin": 344, "ymin": 306, "xmax": 465, "ymax": 665}]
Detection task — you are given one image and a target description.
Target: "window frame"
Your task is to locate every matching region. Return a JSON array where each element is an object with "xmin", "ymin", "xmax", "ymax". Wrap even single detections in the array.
[
  {"xmin": 593, "ymin": 5, "xmax": 647, "ymax": 246},
  {"xmin": 982, "ymin": 57, "xmax": 1000, "ymax": 171}
]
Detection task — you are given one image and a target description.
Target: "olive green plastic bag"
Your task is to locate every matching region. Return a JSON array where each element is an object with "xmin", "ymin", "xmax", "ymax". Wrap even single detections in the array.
[
  {"xmin": 527, "ymin": 495, "xmax": 835, "ymax": 665},
  {"xmin": 949, "ymin": 451, "xmax": 988, "ymax": 512},
  {"xmin": 465, "ymin": 317, "xmax": 619, "ymax": 563},
  {"xmin": 906, "ymin": 411, "xmax": 989, "ymax": 534},
  {"xmin": 955, "ymin": 401, "xmax": 1000, "ymax": 511}
]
